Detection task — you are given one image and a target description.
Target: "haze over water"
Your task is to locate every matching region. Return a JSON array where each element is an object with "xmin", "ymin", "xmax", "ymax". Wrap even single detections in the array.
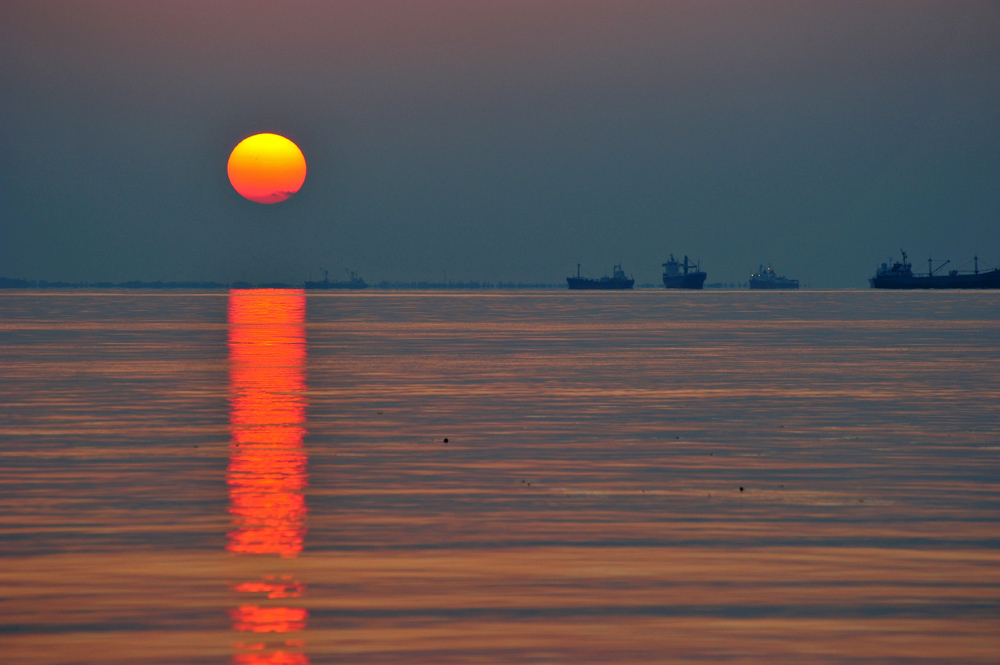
[{"xmin": 1, "ymin": 290, "xmax": 998, "ymax": 663}]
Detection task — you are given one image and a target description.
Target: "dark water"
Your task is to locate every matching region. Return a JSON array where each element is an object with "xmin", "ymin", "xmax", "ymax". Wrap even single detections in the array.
[{"xmin": 1, "ymin": 290, "xmax": 998, "ymax": 664}]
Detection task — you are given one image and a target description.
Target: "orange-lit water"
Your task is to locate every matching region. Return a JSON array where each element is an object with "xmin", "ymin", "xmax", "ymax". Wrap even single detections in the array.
[
  {"xmin": 227, "ymin": 290, "xmax": 309, "ymax": 664},
  {"xmin": 1, "ymin": 290, "xmax": 998, "ymax": 664}
]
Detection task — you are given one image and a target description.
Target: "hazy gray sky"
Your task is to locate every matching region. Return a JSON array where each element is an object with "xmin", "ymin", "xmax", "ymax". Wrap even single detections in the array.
[{"xmin": 2, "ymin": 1, "xmax": 997, "ymax": 286}]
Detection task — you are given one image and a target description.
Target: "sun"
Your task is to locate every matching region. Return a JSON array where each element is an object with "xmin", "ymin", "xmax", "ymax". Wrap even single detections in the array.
[{"xmin": 227, "ymin": 133, "xmax": 307, "ymax": 204}]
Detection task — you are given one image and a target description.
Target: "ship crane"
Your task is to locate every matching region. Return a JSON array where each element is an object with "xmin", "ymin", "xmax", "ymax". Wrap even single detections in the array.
[{"xmin": 928, "ymin": 257, "xmax": 950, "ymax": 276}]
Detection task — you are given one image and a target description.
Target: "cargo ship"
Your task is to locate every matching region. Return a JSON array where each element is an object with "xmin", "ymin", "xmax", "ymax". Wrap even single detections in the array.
[
  {"xmin": 566, "ymin": 263, "xmax": 634, "ymax": 290},
  {"xmin": 749, "ymin": 265, "xmax": 799, "ymax": 290},
  {"xmin": 869, "ymin": 251, "xmax": 1000, "ymax": 289},
  {"xmin": 662, "ymin": 254, "xmax": 706, "ymax": 289},
  {"xmin": 304, "ymin": 269, "xmax": 368, "ymax": 290}
]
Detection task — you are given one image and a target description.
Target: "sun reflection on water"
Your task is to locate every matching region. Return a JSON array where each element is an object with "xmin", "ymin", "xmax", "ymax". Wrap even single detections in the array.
[{"xmin": 227, "ymin": 289, "xmax": 309, "ymax": 665}]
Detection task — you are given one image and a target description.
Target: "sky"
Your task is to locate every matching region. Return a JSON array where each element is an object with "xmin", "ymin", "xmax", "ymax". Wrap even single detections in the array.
[{"xmin": 1, "ymin": 1, "xmax": 997, "ymax": 287}]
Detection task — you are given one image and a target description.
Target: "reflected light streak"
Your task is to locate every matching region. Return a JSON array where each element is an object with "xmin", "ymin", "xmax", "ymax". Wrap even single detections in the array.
[
  {"xmin": 232, "ymin": 577, "xmax": 305, "ymax": 599},
  {"xmin": 228, "ymin": 289, "xmax": 310, "ymax": 665},
  {"xmin": 228, "ymin": 289, "xmax": 308, "ymax": 557},
  {"xmin": 233, "ymin": 653, "xmax": 309, "ymax": 665},
  {"xmin": 230, "ymin": 606, "xmax": 309, "ymax": 633}
]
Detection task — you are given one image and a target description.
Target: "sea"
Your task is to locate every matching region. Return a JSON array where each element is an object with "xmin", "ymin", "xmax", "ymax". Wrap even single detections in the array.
[{"xmin": 1, "ymin": 289, "xmax": 998, "ymax": 664}]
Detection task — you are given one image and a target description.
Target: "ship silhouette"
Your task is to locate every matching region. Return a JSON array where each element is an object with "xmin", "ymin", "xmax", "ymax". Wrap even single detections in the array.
[
  {"xmin": 662, "ymin": 254, "xmax": 706, "ymax": 289},
  {"xmin": 869, "ymin": 250, "xmax": 1000, "ymax": 289},
  {"xmin": 566, "ymin": 263, "xmax": 634, "ymax": 290},
  {"xmin": 749, "ymin": 265, "xmax": 799, "ymax": 290}
]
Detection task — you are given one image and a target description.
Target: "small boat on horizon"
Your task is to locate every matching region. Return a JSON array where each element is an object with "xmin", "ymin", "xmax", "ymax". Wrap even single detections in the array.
[{"xmin": 304, "ymin": 269, "xmax": 368, "ymax": 290}]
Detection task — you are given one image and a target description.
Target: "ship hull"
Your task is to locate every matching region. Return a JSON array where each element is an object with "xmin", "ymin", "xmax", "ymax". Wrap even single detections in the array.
[
  {"xmin": 749, "ymin": 279, "xmax": 799, "ymax": 290},
  {"xmin": 662, "ymin": 273, "xmax": 706, "ymax": 289},
  {"xmin": 869, "ymin": 269, "xmax": 1000, "ymax": 289},
  {"xmin": 567, "ymin": 278, "xmax": 634, "ymax": 290}
]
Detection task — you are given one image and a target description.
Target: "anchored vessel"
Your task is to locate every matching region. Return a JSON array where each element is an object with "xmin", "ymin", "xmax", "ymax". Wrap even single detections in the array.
[
  {"xmin": 662, "ymin": 254, "xmax": 707, "ymax": 289},
  {"xmin": 869, "ymin": 251, "xmax": 1000, "ymax": 289},
  {"xmin": 304, "ymin": 269, "xmax": 368, "ymax": 290},
  {"xmin": 566, "ymin": 263, "xmax": 635, "ymax": 290},
  {"xmin": 749, "ymin": 265, "xmax": 799, "ymax": 290}
]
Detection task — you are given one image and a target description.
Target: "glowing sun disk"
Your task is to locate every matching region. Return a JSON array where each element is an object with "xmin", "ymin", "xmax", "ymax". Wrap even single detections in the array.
[{"xmin": 228, "ymin": 134, "xmax": 307, "ymax": 204}]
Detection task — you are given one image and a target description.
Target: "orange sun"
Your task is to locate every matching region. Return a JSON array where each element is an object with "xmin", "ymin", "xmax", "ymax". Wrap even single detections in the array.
[{"xmin": 227, "ymin": 133, "xmax": 307, "ymax": 204}]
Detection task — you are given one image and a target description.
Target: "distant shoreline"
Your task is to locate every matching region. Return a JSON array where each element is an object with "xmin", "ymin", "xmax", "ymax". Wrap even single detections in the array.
[
  {"xmin": 0, "ymin": 277, "xmax": 825, "ymax": 290},
  {"xmin": 0, "ymin": 277, "xmax": 565, "ymax": 291}
]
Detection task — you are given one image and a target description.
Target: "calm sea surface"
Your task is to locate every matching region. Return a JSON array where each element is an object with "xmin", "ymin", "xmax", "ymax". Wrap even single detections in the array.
[{"xmin": 1, "ymin": 290, "xmax": 998, "ymax": 664}]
